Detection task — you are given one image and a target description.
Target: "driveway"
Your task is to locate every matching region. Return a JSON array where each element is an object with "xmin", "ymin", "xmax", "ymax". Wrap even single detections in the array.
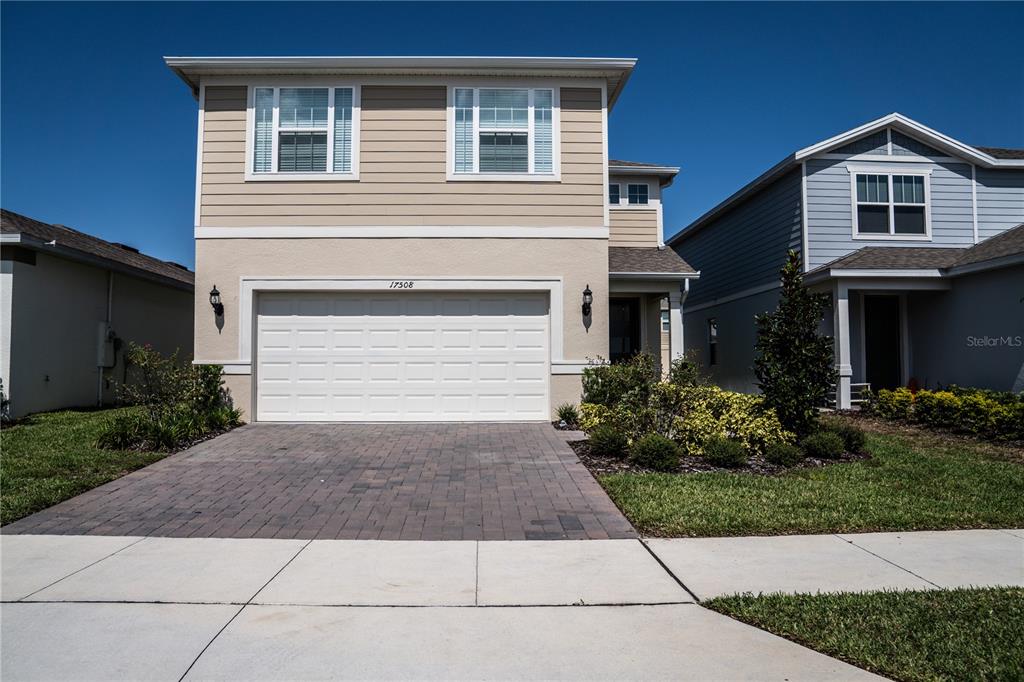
[{"xmin": 1, "ymin": 423, "xmax": 635, "ymax": 541}]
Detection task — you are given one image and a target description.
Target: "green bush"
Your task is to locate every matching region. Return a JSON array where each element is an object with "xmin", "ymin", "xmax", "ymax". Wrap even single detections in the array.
[
  {"xmin": 801, "ymin": 431, "xmax": 845, "ymax": 459},
  {"xmin": 914, "ymin": 390, "xmax": 961, "ymax": 427},
  {"xmin": 588, "ymin": 424, "xmax": 628, "ymax": 458},
  {"xmin": 674, "ymin": 385, "xmax": 792, "ymax": 459},
  {"xmin": 821, "ymin": 418, "xmax": 867, "ymax": 454},
  {"xmin": 868, "ymin": 387, "xmax": 915, "ymax": 421},
  {"xmin": 667, "ymin": 350, "xmax": 704, "ymax": 388},
  {"xmin": 581, "ymin": 353, "xmax": 658, "ymax": 407},
  {"xmin": 629, "ymin": 433, "xmax": 681, "ymax": 472},
  {"xmin": 703, "ymin": 435, "xmax": 747, "ymax": 468},
  {"xmin": 97, "ymin": 343, "xmax": 241, "ymax": 451},
  {"xmin": 579, "ymin": 403, "xmax": 611, "ymax": 432},
  {"xmin": 765, "ymin": 442, "xmax": 804, "ymax": 466},
  {"xmin": 556, "ymin": 402, "xmax": 580, "ymax": 427}
]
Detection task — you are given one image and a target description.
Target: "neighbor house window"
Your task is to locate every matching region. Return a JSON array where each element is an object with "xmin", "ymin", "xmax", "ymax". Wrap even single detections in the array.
[
  {"xmin": 627, "ymin": 183, "xmax": 649, "ymax": 205},
  {"xmin": 251, "ymin": 86, "xmax": 357, "ymax": 176},
  {"xmin": 853, "ymin": 173, "xmax": 928, "ymax": 237},
  {"xmin": 452, "ymin": 87, "xmax": 556, "ymax": 176},
  {"xmin": 708, "ymin": 318, "xmax": 718, "ymax": 366},
  {"xmin": 661, "ymin": 310, "xmax": 670, "ymax": 333},
  {"xmin": 609, "ymin": 183, "xmax": 621, "ymax": 205}
]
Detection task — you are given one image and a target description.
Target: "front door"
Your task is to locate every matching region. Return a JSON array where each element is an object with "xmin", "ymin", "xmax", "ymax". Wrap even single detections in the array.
[
  {"xmin": 609, "ymin": 298, "xmax": 641, "ymax": 363},
  {"xmin": 863, "ymin": 294, "xmax": 902, "ymax": 391}
]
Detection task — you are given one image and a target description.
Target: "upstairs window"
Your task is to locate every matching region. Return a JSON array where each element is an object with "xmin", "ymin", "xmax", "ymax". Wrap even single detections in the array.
[
  {"xmin": 853, "ymin": 173, "xmax": 928, "ymax": 237},
  {"xmin": 452, "ymin": 87, "xmax": 557, "ymax": 177},
  {"xmin": 251, "ymin": 86, "xmax": 357, "ymax": 178},
  {"xmin": 609, "ymin": 183, "xmax": 621, "ymax": 205},
  {"xmin": 627, "ymin": 183, "xmax": 649, "ymax": 205}
]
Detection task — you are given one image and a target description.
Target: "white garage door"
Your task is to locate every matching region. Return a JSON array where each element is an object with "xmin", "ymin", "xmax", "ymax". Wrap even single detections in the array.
[{"xmin": 256, "ymin": 291, "xmax": 550, "ymax": 422}]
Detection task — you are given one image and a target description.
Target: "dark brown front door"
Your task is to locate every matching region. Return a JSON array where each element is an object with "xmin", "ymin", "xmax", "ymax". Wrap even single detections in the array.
[
  {"xmin": 864, "ymin": 295, "xmax": 902, "ymax": 391},
  {"xmin": 609, "ymin": 298, "xmax": 641, "ymax": 363}
]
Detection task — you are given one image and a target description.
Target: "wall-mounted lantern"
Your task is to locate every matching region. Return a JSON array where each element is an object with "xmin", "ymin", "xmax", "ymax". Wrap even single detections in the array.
[
  {"xmin": 581, "ymin": 284, "xmax": 593, "ymax": 318},
  {"xmin": 209, "ymin": 285, "xmax": 224, "ymax": 317}
]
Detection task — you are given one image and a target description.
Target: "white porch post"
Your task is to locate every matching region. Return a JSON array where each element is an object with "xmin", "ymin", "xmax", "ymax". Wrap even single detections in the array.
[
  {"xmin": 833, "ymin": 281, "xmax": 852, "ymax": 409},
  {"xmin": 668, "ymin": 290, "xmax": 685, "ymax": 361}
]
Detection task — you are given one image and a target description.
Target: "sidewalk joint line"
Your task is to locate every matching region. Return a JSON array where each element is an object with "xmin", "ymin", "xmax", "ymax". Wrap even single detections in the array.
[
  {"xmin": 177, "ymin": 538, "xmax": 313, "ymax": 682},
  {"xmin": 638, "ymin": 539, "xmax": 701, "ymax": 602},
  {"xmin": 19, "ymin": 536, "xmax": 147, "ymax": 601},
  {"xmin": 833, "ymin": 534, "xmax": 942, "ymax": 589}
]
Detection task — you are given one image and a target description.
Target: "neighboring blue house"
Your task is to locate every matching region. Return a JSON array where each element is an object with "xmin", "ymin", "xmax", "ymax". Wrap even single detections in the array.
[{"xmin": 668, "ymin": 113, "xmax": 1024, "ymax": 407}]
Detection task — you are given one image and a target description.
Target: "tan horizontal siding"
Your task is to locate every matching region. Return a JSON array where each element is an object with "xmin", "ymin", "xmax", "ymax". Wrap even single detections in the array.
[
  {"xmin": 199, "ymin": 84, "xmax": 605, "ymax": 228},
  {"xmin": 610, "ymin": 209, "xmax": 659, "ymax": 247}
]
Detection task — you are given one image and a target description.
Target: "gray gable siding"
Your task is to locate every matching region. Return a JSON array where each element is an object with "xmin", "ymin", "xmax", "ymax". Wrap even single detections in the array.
[
  {"xmin": 673, "ymin": 168, "xmax": 802, "ymax": 305},
  {"xmin": 976, "ymin": 168, "xmax": 1024, "ymax": 240},
  {"xmin": 805, "ymin": 157, "xmax": 974, "ymax": 269}
]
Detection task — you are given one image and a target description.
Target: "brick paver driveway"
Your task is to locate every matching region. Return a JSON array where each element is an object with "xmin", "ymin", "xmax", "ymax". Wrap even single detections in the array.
[{"xmin": 3, "ymin": 423, "xmax": 635, "ymax": 541}]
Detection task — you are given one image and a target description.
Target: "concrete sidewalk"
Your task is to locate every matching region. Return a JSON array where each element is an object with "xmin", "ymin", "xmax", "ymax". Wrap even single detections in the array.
[
  {"xmin": 3, "ymin": 529, "xmax": 1021, "ymax": 679},
  {"xmin": 647, "ymin": 529, "xmax": 1024, "ymax": 600},
  {"xmin": 1, "ymin": 534, "xmax": 875, "ymax": 680}
]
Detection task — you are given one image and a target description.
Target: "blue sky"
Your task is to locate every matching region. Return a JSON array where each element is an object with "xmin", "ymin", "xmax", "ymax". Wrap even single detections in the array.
[{"xmin": 3, "ymin": 2, "xmax": 1022, "ymax": 268}]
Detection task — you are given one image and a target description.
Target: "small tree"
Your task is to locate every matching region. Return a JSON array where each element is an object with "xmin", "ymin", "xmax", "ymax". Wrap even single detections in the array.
[{"xmin": 754, "ymin": 250, "xmax": 837, "ymax": 436}]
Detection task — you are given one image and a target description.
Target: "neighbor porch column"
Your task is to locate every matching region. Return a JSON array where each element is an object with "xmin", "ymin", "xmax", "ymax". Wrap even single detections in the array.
[
  {"xmin": 668, "ymin": 290, "xmax": 684, "ymax": 361},
  {"xmin": 833, "ymin": 281, "xmax": 852, "ymax": 409}
]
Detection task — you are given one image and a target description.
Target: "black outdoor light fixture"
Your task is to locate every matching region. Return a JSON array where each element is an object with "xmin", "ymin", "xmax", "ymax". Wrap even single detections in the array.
[
  {"xmin": 209, "ymin": 285, "xmax": 224, "ymax": 317},
  {"xmin": 581, "ymin": 284, "xmax": 593, "ymax": 317}
]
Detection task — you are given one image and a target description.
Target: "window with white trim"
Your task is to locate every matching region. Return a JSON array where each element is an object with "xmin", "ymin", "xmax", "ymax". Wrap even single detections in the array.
[
  {"xmin": 251, "ymin": 86, "xmax": 356, "ymax": 176},
  {"xmin": 452, "ymin": 87, "xmax": 555, "ymax": 176},
  {"xmin": 609, "ymin": 183, "xmax": 621, "ymax": 205},
  {"xmin": 661, "ymin": 310, "xmax": 670, "ymax": 333},
  {"xmin": 854, "ymin": 173, "xmax": 928, "ymax": 236},
  {"xmin": 627, "ymin": 183, "xmax": 649, "ymax": 205}
]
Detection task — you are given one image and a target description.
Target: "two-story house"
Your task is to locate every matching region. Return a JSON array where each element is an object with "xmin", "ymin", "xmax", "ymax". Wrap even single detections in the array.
[
  {"xmin": 669, "ymin": 113, "xmax": 1024, "ymax": 408},
  {"xmin": 167, "ymin": 56, "xmax": 696, "ymax": 422}
]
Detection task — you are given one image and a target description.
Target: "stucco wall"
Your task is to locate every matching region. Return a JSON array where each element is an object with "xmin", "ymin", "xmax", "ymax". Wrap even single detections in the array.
[
  {"xmin": 908, "ymin": 265, "xmax": 1024, "ymax": 392},
  {"xmin": 4, "ymin": 252, "xmax": 193, "ymax": 417},
  {"xmin": 195, "ymin": 237, "xmax": 609, "ymax": 420}
]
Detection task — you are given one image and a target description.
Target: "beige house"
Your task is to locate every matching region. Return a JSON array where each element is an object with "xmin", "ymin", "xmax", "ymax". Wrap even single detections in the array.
[
  {"xmin": 167, "ymin": 56, "xmax": 697, "ymax": 422},
  {"xmin": 1, "ymin": 210, "xmax": 194, "ymax": 418}
]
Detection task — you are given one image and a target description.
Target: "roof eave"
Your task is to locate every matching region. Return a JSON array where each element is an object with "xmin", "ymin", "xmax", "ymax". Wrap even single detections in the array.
[{"xmin": 609, "ymin": 271, "xmax": 700, "ymax": 280}]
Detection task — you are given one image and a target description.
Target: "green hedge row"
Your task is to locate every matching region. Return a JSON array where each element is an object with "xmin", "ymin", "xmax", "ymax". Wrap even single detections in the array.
[{"xmin": 866, "ymin": 386, "xmax": 1023, "ymax": 441}]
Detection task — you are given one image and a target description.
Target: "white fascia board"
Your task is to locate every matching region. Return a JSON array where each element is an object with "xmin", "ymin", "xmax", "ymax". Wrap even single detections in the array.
[
  {"xmin": 805, "ymin": 267, "xmax": 945, "ymax": 285},
  {"xmin": 608, "ymin": 271, "xmax": 700, "ymax": 280},
  {"xmin": 795, "ymin": 112, "xmax": 1023, "ymax": 169}
]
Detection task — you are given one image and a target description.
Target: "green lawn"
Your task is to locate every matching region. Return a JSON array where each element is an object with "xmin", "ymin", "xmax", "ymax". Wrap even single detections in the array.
[
  {"xmin": 0, "ymin": 409, "xmax": 167, "ymax": 525},
  {"xmin": 599, "ymin": 426, "xmax": 1024, "ymax": 537},
  {"xmin": 707, "ymin": 588, "xmax": 1024, "ymax": 682}
]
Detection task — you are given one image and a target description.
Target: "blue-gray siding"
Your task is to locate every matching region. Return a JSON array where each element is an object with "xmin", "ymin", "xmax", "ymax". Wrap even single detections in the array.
[
  {"xmin": 976, "ymin": 168, "xmax": 1024, "ymax": 240},
  {"xmin": 673, "ymin": 168, "xmax": 801, "ymax": 306},
  {"xmin": 805, "ymin": 157, "xmax": 975, "ymax": 268}
]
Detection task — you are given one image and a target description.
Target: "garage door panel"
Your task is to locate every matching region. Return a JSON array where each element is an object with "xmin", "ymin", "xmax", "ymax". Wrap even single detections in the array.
[{"xmin": 256, "ymin": 291, "xmax": 549, "ymax": 421}]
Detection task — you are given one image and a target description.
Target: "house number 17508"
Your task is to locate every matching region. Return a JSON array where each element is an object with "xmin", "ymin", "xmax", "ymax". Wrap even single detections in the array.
[{"xmin": 389, "ymin": 281, "xmax": 414, "ymax": 289}]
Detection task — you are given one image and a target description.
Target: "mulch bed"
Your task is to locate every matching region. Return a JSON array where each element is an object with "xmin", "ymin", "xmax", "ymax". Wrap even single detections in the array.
[{"xmin": 569, "ymin": 438, "xmax": 870, "ymax": 477}]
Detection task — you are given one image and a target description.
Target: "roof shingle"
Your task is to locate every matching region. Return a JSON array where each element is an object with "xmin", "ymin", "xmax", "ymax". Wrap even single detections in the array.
[
  {"xmin": 609, "ymin": 247, "xmax": 697, "ymax": 275},
  {"xmin": 1, "ymin": 209, "xmax": 194, "ymax": 288},
  {"xmin": 973, "ymin": 146, "xmax": 1024, "ymax": 160}
]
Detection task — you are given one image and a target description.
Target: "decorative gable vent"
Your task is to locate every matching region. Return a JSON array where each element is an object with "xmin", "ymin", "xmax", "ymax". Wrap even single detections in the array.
[
  {"xmin": 833, "ymin": 131, "xmax": 888, "ymax": 155},
  {"xmin": 891, "ymin": 131, "xmax": 946, "ymax": 157}
]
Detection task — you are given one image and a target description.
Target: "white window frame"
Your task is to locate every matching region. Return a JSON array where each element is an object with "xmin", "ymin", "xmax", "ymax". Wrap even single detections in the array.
[
  {"xmin": 446, "ymin": 85, "xmax": 560, "ymax": 182},
  {"xmin": 660, "ymin": 310, "xmax": 670, "ymax": 333},
  {"xmin": 626, "ymin": 182, "xmax": 651, "ymax": 206},
  {"xmin": 609, "ymin": 182, "xmax": 622, "ymax": 205},
  {"xmin": 847, "ymin": 166, "xmax": 932, "ymax": 241},
  {"xmin": 245, "ymin": 84, "xmax": 361, "ymax": 182}
]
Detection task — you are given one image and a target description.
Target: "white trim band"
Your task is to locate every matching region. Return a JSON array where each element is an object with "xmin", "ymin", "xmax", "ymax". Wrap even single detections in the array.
[{"xmin": 195, "ymin": 226, "xmax": 609, "ymax": 239}]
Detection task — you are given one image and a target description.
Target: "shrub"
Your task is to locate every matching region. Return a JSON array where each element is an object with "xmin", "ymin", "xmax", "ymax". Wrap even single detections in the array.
[
  {"xmin": 674, "ymin": 385, "xmax": 792, "ymax": 459},
  {"xmin": 629, "ymin": 434, "xmax": 681, "ymax": 472},
  {"xmin": 579, "ymin": 403, "xmax": 611, "ymax": 432},
  {"xmin": 753, "ymin": 251, "xmax": 837, "ymax": 437},
  {"xmin": 765, "ymin": 442, "xmax": 803, "ymax": 466},
  {"xmin": 868, "ymin": 387, "xmax": 914, "ymax": 421},
  {"xmin": 667, "ymin": 350, "xmax": 704, "ymax": 388},
  {"xmin": 703, "ymin": 435, "xmax": 747, "ymax": 468},
  {"xmin": 914, "ymin": 390, "xmax": 961, "ymax": 427},
  {"xmin": 556, "ymin": 402, "xmax": 580, "ymax": 427},
  {"xmin": 581, "ymin": 353, "xmax": 658, "ymax": 407},
  {"xmin": 801, "ymin": 431, "xmax": 844, "ymax": 460},
  {"xmin": 820, "ymin": 418, "xmax": 867, "ymax": 454},
  {"xmin": 588, "ymin": 424, "xmax": 628, "ymax": 458},
  {"xmin": 611, "ymin": 382, "xmax": 688, "ymax": 443}
]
